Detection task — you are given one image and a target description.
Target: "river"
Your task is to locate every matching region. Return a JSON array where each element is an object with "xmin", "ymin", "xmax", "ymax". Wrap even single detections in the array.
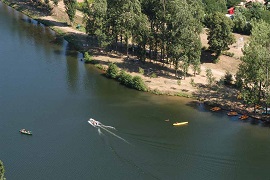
[{"xmin": 1, "ymin": 2, "xmax": 270, "ymax": 180}]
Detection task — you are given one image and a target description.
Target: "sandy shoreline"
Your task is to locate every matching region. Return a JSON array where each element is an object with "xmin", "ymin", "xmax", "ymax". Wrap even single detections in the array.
[{"xmin": 2, "ymin": 0, "xmax": 270, "ymax": 122}]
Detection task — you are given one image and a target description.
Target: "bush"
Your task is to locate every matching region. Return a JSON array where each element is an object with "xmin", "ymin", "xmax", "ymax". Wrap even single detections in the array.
[
  {"xmin": 106, "ymin": 63, "xmax": 119, "ymax": 79},
  {"xmin": 132, "ymin": 76, "xmax": 147, "ymax": 91},
  {"xmin": 118, "ymin": 70, "xmax": 133, "ymax": 87},
  {"xmin": 138, "ymin": 67, "xmax": 144, "ymax": 75},
  {"xmin": 190, "ymin": 78, "xmax": 196, "ymax": 87},
  {"xmin": 222, "ymin": 51, "xmax": 234, "ymax": 57},
  {"xmin": 235, "ymin": 72, "xmax": 243, "ymax": 89},
  {"xmin": 206, "ymin": 68, "xmax": 216, "ymax": 86},
  {"xmin": 177, "ymin": 80, "xmax": 181, "ymax": 86},
  {"xmin": 84, "ymin": 52, "xmax": 92, "ymax": 63},
  {"xmin": 213, "ymin": 58, "xmax": 220, "ymax": 64},
  {"xmin": 95, "ymin": 64, "xmax": 105, "ymax": 71},
  {"xmin": 76, "ymin": 2, "xmax": 85, "ymax": 11},
  {"xmin": 224, "ymin": 71, "xmax": 233, "ymax": 85},
  {"xmin": 150, "ymin": 73, "xmax": 157, "ymax": 78}
]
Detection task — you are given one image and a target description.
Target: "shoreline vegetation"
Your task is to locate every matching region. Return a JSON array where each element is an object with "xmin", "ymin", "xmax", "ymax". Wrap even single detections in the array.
[{"xmin": 2, "ymin": 0, "xmax": 270, "ymax": 123}]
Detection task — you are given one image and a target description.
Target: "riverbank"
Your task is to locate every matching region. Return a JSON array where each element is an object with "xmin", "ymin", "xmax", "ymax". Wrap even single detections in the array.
[{"xmin": 2, "ymin": 0, "xmax": 269, "ymax": 122}]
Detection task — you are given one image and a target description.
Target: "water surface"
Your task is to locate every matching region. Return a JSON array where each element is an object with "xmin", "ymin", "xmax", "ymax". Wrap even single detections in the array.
[{"xmin": 1, "ymin": 2, "xmax": 270, "ymax": 180}]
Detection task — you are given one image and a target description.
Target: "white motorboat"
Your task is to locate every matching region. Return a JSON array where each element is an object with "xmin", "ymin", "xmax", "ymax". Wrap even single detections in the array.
[{"xmin": 88, "ymin": 118, "xmax": 101, "ymax": 127}]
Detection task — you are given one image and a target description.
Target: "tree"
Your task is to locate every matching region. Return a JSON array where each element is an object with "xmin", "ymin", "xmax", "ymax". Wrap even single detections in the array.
[
  {"xmin": 226, "ymin": 0, "xmax": 242, "ymax": 8},
  {"xmin": 205, "ymin": 12, "xmax": 235, "ymax": 57},
  {"xmin": 202, "ymin": 0, "xmax": 227, "ymax": 14},
  {"xmin": 53, "ymin": 0, "xmax": 59, "ymax": 6},
  {"xmin": 63, "ymin": 0, "xmax": 77, "ymax": 24},
  {"xmin": 0, "ymin": 160, "xmax": 5, "ymax": 180},
  {"xmin": 233, "ymin": 8, "xmax": 251, "ymax": 34},
  {"xmin": 237, "ymin": 20, "xmax": 270, "ymax": 111},
  {"xmin": 83, "ymin": 0, "xmax": 108, "ymax": 47}
]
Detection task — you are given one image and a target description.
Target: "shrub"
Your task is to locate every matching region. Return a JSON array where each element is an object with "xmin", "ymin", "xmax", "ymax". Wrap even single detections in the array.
[
  {"xmin": 84, "ymin": 52, "xmax": 92, "ymax": 63},
  {"xmin": 106, "ymin": 63, "xmax": 119, "ymax": 79},
  {"xmin": 150, "ymin": 73, "xmax": 157, "ymax": 78},
  {"xmin": 138, "ymin": 67, "xmax": 144, "ymax": 75},
  {"xmin": 235, "ymin": 72, "xmax": 243, "ymax": 89},
  {"xmin": 95, "ymin": 64, "xmax": 105, "ymax": 71},
  {"xmin": 224, "ymin": 71, "xmax": 233, "ymax": 85},
  {"xmin": 132, "ymin": 76, "xmax": 147, "ymax": 91},
  {"xmin": 213, "ymin": 58, "xmax": 220, "ymax": 64},
  {"xmin": 177, "ymin": 80, "xmax": 181, "ymax": 86},
  {"xmin": 118, "ymin": 70, "xmax": 133, "ymax": 87},
  {"xmin": 190, "ymin": 78, "xmax": 196, "ymax": 87},
  {"xmin": 222, "ymin": 51, "xmax": 234, "ymax": 57},
  {"xmin": 206, "ymin": 68, "xmax": 216, "ymax": 86}
]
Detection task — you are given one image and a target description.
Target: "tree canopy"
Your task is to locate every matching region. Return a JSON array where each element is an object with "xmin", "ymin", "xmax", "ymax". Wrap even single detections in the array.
[
  {"xmin": 237, "ymin": 20, "xmax": 270, "ymax": 109},
  {"xmin": 205, "ymin": 12, "xmax": 235, "ymax": 57},
  {"xmin": 64, "ymin": 0, "xmax": 77, "ymax": 24}
]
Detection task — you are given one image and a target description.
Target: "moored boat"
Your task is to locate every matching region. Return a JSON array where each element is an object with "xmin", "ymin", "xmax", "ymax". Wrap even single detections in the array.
[
  {"xmin": 88, "ymin": 118, "xmax": 101, "ymax": 127},
  {"xmin": 173, "ymin": 122, "xmax": 188, "ymax": 126},
  {"xmin": 19, "ymin": 129, "xmax": 32, "ymax": 135},
  {"xmin": 210, "ymin": 107, "xmax": 221, "ymax": 112},
  {"xmin": 227, "ymin": 111, "xmax": 238, "ymax": 116},
  {"xmin": 239, "ymin": 114, "xmax": 249, "ymax": 120}
]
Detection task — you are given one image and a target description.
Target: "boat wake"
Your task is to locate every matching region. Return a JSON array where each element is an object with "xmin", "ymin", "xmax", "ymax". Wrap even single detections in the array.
[
  {"xmin": 88, "ymin": 118, "xmax": 129, "ymax": 144},
  {"xmin": 99, "ymin": 125, "xmax": 130, "ymax": 144}
]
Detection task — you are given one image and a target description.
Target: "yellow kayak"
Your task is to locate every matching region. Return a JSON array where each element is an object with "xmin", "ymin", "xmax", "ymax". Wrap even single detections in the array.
[{"xmin": 173, "ymin": 122, "xmax": 188, "ymax": 126}]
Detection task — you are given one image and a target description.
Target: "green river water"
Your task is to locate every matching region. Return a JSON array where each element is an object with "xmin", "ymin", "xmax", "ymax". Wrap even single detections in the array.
[{"xmin": 1, "ymin": 2, "xmax": 270, "ymax": 180}]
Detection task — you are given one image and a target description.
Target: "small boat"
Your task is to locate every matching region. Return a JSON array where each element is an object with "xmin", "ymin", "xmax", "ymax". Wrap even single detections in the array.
[
  {"xmin": 210, "ymin": 107, "xmax": 221, "ymax": 112},
  {"xmin": 165, "ymin": 119, "xmax": 170, "ymax": 122},
  {"xmin": 19, "ymin": 129, "xmax": 32, "ymax": 135},
  {"xmin": 173, "ymin": 122, "xmax": 188, "ymax": 126},
  {"xmin": 239, "ymin": 114, "xmax": 249, "ymax": 120},
  {"xmin": 88, "ymin": 118, "xmax": 101, "ymax": 127},
  {"xmin": 227, "ymin": 111, "xmax": 238, "ymax": 116}
]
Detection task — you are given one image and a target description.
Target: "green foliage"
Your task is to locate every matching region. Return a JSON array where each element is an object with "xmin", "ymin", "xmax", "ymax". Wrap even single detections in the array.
[
  {"xmin": 226, "ymin": 0, "xmax": 242, "ymax": 8},
  {"xmin": 0, "ymin": 160, "xmax": 5, "ymax": 180},
  {"xmin": 190, "ymin": 78, "xmax": 196, "ymax": 87},
  {"xmin": 117, "ymin": 70, "xmax": 133, "ymax": 87},
  {"xmin": 177, "ymin": 80, "xmax": 181, "ymax": 86},
  {"xmin": 224, "ymin": 71, "xmax": 233, "ymax": 85},
  {"xmin": 222, "ymin": 51, "xmax": 234, "ymax": 57},
  {"xmin": 150, "ymin": 72, "xmax": 157, "ymax": 78},
  {"xmin": 76, "ymin": 2, "xmax": 86, "ymax": 11},
  {"xmin": 53, "ymin": 0, "xmax": 59, "ymax": 6},
  {"xmin": 151, "ymin": 88, "xmax": 163, "ymax": 95},
  {"xmin": 237, "ymin": 20, "xmax": 270, "ymax": 106},
  {"xmin": 106, "ymin": 63, "xmax": 119, "ymax": 78},
  {"xmin": 202, "ymin": 0, "xmax": 227, "ymax": 14},
  {"xmin": 205, "ymin": 12, "xmax": 235, "ymax": 57},
  {"xmin": 235, "ymin": 72, "xmax": 243, "ymax": 89},
  {"xmin": 83, "ymin": 0, "xmax": 108, "ymax": 47},
  {"xmin": 138, "ymin": 67, "xmax": 144, "ymax": 75},
  {"xmin": 95, "ymin": 64, "xmax": 106, "ymax": 71},
  {"xmin": 132, "ymin": 76, "xmax": 147, "ymax": 91},
  {"xmin": 233, "ymin": 8, "xmax": 251, "ymax": 35},
  {"xmin": 84, "ymin": 52, "xmax": 92, "ymax": 63},
  {"xmin": 63, "ymin": 0, "xmax": 77, "ymax": 24},
  {"xmin": 206, "ymin": 68, "xmax": 216, "ymax": 85}
]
